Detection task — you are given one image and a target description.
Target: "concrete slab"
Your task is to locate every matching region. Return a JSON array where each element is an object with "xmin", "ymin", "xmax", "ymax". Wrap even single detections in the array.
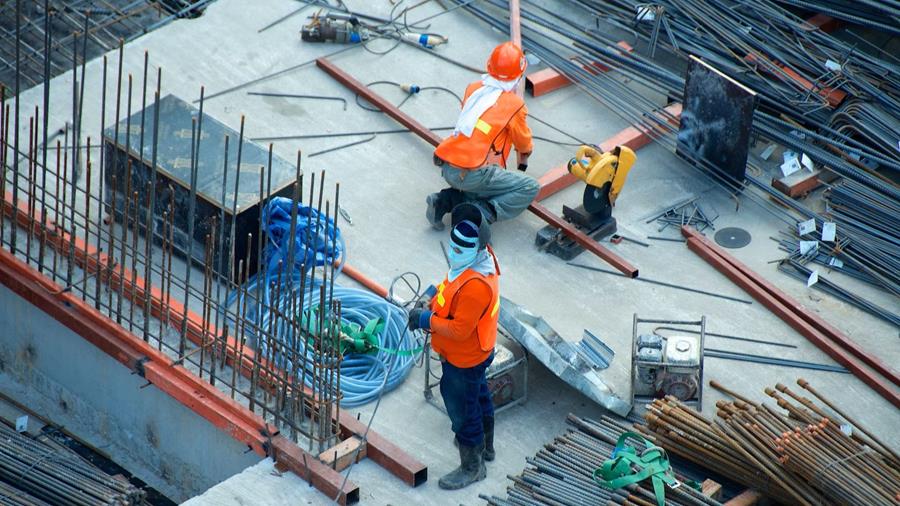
[
  {"xmin": 0, "ymin": 282, "xmax": 260, "ymax": 503},
  {"xmin": 11, "ymin": 0, "xmax": 899, "ymax": 504},
  {"xmin": 183, "ymin": 458, "xmax": 325, "ymax": 506}
]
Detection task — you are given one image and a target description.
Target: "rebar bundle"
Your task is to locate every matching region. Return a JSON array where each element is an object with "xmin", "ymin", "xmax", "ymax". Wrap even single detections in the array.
[
  {"xmin": 450, "ymin": 0, "xmax": 900, "ymax": 301},
  {"xmin": 637, "ymin": 380, "xmax": 900, "ymax": 505},
  {"xmin": 481, "ymin": 414, "xmax": 725, "ymax": 506},
  {"xmin": 772, "ymin": 0, "xmax": 900, "ymax": 37},
  {"xmin": 0, "ymin": 423, "xmax": 144, "ymax": 505}
]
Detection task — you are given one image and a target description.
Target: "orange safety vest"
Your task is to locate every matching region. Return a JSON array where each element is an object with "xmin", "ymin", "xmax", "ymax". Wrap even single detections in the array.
[
  {"xmin": 433, "ymin": 82, "xmax": 526, "ymax": 169},
  {"xmin": 430, "ymin": 248, "xmax": 501, "ymax": 366}
]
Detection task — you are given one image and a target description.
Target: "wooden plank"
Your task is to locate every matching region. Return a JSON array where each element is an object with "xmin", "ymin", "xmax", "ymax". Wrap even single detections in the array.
[
  {"xmin": 319, "ymin": 436, "xmax": 366, "ymax": 472},
  {"xmin": 272, "ymin": 437, "xmax": 360, "ymax": 505},
  {"xmin": 724, "ymin": 489, "xmax": 762, "ymax": 506},
  {"xmin": 701, "ymin": 479, "xmax": 723, "ymax": 500}
]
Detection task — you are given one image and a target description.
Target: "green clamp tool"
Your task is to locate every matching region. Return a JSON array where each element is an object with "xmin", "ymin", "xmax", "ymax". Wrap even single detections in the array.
[{"xmin": 594, "ymin": 431, "xmax": 680, "ymax": 506}]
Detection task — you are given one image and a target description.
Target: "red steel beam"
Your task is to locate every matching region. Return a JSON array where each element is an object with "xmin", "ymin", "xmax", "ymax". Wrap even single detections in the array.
[
  {"xmin": 316, "ymin": 57, "xmax": 638, "ymax": 277},
  {"xmin": 684, "ymin": 226, "xmax": 899, "ymax": 386},
  {"xmin": 533, "ymin": 12, "xmax": 835, "ymax": 196},
  {"xmin": 1, "ymin": 191, "xmax": 425, "ymax": 490},
  {"xmin": 510, "ymin": 0, "xmax": 523, "ymax": 97},
  {"xmin": 682, "ymin": 227, "xmax": 900, "ymax": 408},
  {"xmin": 525, "ymin": 42, "xmax": 633, "ymax": 97},
  {"xmin": 0, "ymin": 246, "xmax": 360, "ymax": 504},
  {"xmin": 806, "ymin": 13, "xmax": 843, "ymax": 33},
  {"xmin": 744, "ymin": 53, "xmax": 846, "ymax": 107},
  {"xmin": 315, "ymin": 58, "xmax": 442, "ymax": 147},
  {"xmin": 536, "ymin": 102, "xmax": 682, "ymax": 201},
  {"xmin": 338, "ymin": 415, "xmax": 428, "ymax": 487}
]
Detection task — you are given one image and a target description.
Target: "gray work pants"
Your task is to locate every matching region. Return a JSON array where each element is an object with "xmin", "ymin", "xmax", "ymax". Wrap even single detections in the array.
[{"xmin": 440, "ymin": 164, "xmax": 540, "ymax": 222}]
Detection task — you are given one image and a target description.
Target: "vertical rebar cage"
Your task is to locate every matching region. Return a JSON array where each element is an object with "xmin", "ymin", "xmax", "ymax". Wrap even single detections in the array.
[{"xmin": 0, "ymin": 0, "xmax": 347, "ymax": 455}]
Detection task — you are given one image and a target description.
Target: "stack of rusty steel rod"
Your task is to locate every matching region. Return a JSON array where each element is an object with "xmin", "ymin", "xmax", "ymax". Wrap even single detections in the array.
[
  {"xmin": 637, "ymin": 379, "xmax": 900, "ymax": 506},
  {"xmin": 481, "ymin": 414, "xmax": 725, "ymax": 506},
  {"xmin": 0, "ymin": 422, "xmax": 145, "ymax": 505}
]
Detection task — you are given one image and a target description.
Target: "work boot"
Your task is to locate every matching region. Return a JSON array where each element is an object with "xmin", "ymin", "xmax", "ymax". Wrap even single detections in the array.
[
  {"xmin": 426, "ymin": 192, "xmax": 449, "ymax": 230},
  {"xmin": 483, "ymin": 417, "xmax": 495, "ymax": 462},
  {"xmin": 438, "ymin": 440, "xmax": 486, "ymax": 490},
  {"xmin": 427, "ymin": 188, "xmax": 466, "ymax": 230}
]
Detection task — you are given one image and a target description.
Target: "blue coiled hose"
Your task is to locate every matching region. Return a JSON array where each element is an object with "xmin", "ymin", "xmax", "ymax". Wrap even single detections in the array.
[{"xmin": 225, "ymin": 198, "xmax": 422, "ymax": 407}]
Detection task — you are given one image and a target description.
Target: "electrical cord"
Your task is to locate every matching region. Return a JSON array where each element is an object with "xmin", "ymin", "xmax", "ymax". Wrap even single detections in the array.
[{"xmin": 354, "ymin": 80, "xmax": 463, "ymax": 111}]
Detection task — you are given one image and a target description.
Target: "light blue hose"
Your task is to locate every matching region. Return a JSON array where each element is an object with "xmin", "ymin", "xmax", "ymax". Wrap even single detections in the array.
[{"xmin": 224, "ymin": 198, "xmax": 422, "ymax": 407}]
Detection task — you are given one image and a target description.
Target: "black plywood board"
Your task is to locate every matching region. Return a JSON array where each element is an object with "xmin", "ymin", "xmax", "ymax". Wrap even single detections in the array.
[
  {"xmin": 677, "ymin": 56, "xmax": 757, "ymax": 183},
  {"xmin": 102, "ymin": 94, "xmax": 298, "ymax": 277}
]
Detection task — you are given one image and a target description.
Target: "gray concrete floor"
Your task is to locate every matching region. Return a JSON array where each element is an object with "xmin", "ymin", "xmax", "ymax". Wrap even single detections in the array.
[{"xmin": 13, "ymin": 0, "xmax": 899, "ymax": 504}]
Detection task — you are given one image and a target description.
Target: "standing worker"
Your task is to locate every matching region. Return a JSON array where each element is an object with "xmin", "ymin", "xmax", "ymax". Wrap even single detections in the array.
[
  {"xmin": 408, "ymin": 203, "xmax": 500, "ymax": 490},
  {"xmin": 426, "ymin": 41, "xmax": 539, "ymax": 230}
]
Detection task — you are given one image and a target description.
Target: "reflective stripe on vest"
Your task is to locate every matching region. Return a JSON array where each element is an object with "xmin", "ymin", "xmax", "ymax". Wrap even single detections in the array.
[
  {"xmin": 433, "ymin": 82, "xmax": 525, "ymax": 169},
  {"xmin": 430, "ymin": 258, "xmax": 500, "ymax": 352}
]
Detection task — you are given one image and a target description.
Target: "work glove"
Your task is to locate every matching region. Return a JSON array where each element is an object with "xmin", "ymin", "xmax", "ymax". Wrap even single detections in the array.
[
  {"xmin": 414, "ymin": 285, "xmax": 437, "ymax": 310},
  {"xmin": 408, "ymin": 308, "xmax": 433, "ymax": 331},
  {"xmin": 517, "ymin": 163, "xmax": 528, "ymax": 172}
]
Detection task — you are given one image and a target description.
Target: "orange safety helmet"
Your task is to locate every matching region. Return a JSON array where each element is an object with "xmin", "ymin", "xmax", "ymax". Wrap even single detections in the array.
[{"xmin": 486, "ymin": 42, "xmax": 527, "ymax": 81}]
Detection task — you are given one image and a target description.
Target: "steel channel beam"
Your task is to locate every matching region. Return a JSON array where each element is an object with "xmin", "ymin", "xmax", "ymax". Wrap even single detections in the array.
[
  {"xmin": 682, "ymin": 226, "xmax": 900, "ymax": 408},
  {"xmin": 338, "ymin": 417, "xmax": 428, "ymax": 487},
  {"xmin": 684, "ymin": 226, "xmax": 899, "ymax": 385},
  {"xmin": 315, "ymin": 57, "xmax": 638, "ymax": 278},
  {"xmin": 315, "ymin": 58, "xmax": 442, "ymax": 146}
]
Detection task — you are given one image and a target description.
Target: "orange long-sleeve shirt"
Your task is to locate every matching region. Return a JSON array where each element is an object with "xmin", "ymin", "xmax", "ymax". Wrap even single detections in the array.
[{"xmin": 430, "ymin": 278, "xmax": 494, "ymax": 368}]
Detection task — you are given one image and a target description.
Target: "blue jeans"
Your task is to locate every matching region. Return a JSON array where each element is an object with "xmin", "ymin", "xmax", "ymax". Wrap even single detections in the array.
[{"xmin": 440, "ymin": 354, "xmax": 494, "ymax": 447}]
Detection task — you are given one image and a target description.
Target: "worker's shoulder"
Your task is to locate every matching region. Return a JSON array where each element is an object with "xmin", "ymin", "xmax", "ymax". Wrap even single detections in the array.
[
  {"xmin": 499, "ymin": 90, "xmax": 526, "ymax": 109},
  {"xmin": 463, "ymin": 81, "xmax": 482, "ymax": 98}
]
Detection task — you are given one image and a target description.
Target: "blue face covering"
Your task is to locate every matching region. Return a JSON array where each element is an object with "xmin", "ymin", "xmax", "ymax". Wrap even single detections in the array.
[
  {"xmin": 447, "ymin": 244, "xmax": 478, "ymax": 281},
  {"xmin": 447, "ymin": 222, "xmax": 480, "ymax": 281}
]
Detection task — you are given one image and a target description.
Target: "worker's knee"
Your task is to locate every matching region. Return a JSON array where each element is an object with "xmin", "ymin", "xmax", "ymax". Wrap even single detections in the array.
[{"xmin": 523, "ymin": 177, "xmax": 540, "ymax": 198}]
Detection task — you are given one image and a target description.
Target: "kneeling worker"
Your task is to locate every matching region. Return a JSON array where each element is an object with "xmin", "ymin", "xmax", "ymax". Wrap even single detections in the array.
[
  {"xmin": 409, "ymin": 203, "xmax": 500, "ymax": 489},
  {"xmin": 427, "ymin": 41, "xmax": 539, "ymax": 229}
]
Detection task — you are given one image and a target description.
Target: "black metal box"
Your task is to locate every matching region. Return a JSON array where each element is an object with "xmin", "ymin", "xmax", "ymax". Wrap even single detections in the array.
[{"xmin": 103, "ymin": 94, "xmax": 297, "ymax": 277}]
